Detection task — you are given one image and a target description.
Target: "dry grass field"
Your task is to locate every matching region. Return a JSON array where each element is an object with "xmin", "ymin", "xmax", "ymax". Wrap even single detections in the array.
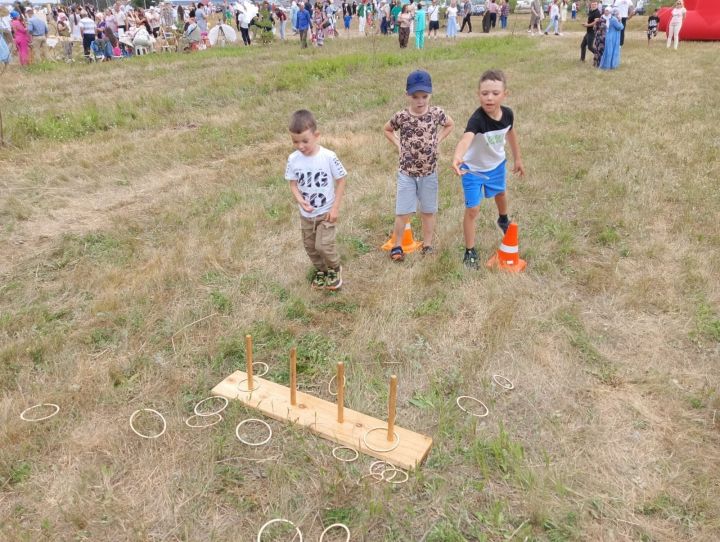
[{"xmin": 1, "ymin": 19, "xmax": 719, "ymax": 542}]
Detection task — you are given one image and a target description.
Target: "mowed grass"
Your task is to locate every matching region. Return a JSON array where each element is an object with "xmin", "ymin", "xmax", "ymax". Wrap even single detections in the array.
[{"xmin": 1, "ymin": 25, "xmax": 719, "ymax": 541}]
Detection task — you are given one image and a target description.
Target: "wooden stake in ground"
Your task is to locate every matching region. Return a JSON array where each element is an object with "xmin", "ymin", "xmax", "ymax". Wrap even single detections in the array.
[
  {"xmin": 290, "ymin": 346, "xmax": 297, "ymax": 406},
  {"xmin": 337, "ymin": 362, "xmax": 344, "ymax": 423},
  {"xmin": 387, "ymin": 375, "xmax": 397, "ymax": 441},
  {"xmin": 245, "ymin": 335, "xmax": 254, "ymax": 389}
]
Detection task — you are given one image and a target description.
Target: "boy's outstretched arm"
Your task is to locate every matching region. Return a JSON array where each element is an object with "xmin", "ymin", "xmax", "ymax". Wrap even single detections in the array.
[
  {"xmin": 438, "ymin": 115, "xmax": 455, "ymax": 144},
  {"xmin": 289, "ymin": 180, "xmax": 314, "ymax": 213},
  {"xmin": 383, "ymin": 121, "xmax": 401, "ymax": 153},
  {"xmin": 506, "ymin": 129, "xmax": 525, "ymax": 176},
  {"xmin": 451, "ymin": 132, "xmax": 475, "ymax": 175},
  {"xmin": 328, "ymin": 177, "xmax": 346, "ymax": 223}
]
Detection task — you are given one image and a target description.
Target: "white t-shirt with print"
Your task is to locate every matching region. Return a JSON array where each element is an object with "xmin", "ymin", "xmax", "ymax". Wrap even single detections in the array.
[
  {"xmin": 428, "ymin": 4, "xmax": 439, "ymax": 21},
  {"xmin": 285, "ymin": 146, "xmax": 347, "ymax": 218}
]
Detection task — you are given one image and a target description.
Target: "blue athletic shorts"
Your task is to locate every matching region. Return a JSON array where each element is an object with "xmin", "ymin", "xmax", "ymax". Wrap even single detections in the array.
[{"xmin": 461, "ymin": 160, "xmax": 506, "ymax": 208}]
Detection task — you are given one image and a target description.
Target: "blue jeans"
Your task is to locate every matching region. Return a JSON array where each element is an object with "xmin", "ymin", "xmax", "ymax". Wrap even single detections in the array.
[{"xmin": 500, "ymin": 15, "xmax": 507, "ymax": 28}]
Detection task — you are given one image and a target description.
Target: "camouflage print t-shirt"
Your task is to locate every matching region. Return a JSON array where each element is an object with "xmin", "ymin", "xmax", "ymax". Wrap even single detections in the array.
[{"xmin": 389, "ymin": 106, "xmax": 449, "ymax": 177}]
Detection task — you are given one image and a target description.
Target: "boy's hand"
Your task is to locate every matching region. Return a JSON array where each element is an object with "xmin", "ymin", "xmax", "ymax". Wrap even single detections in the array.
[
  {"xmin": 512, "ymin": 160, "xmax": 526, "ymax": 177},
  {"xmin": 327, "ymin": 207, "xmax": 339, "ymax": 223},
  {"xmin": 299, "ymin": 200, "xmax": 314, "ymax": 213},
  {"xmin": 451, "ymin": 157, "xmax": 465, "ymax": 176}
]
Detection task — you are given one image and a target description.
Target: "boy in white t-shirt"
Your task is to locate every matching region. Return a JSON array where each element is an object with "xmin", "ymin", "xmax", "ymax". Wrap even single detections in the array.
[
  {"xmin": 285, "ymin": 110, "xmax": 348, "ymax": 290},
  {"xmin": 452, "ymin": 70, "xmax": 525, "ymax": 269}
]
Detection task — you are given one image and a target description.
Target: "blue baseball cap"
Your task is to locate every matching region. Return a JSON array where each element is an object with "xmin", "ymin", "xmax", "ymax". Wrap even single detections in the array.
[{"xmin": 406, "ymin": 70, "xmax": 432, "ymax": 95}]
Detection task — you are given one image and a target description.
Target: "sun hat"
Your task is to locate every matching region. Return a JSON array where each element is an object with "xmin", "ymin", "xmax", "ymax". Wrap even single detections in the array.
[{"xmin": 406, "ymin": 70, "xmax": 432, "ymax": 95}]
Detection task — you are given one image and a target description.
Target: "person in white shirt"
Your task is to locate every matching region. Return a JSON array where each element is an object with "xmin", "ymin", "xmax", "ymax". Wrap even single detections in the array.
[
  {"xmin": 446, "ymin": 0, "xmax": 458, "ymax": 38},
  {"xmin": 427, "ymin": 0, "xmax": 439, "ymax": 38},
  {"xmin": 666, "ymin": 0, "xmax": 685, "ymax": 50},
  {"xmin": 78, "ymin": 10, "xmax": 96, "ymax": 57},
  {"xmin": 611, "ymin": 0, "xmax": 633, "ymax": 45},
  {"xmin": 544, "ymin": 0, "xmax": 560, "ymax": 35}
]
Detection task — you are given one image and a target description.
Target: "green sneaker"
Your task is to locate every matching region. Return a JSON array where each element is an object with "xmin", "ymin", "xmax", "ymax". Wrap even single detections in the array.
[
  {"xmin": 311, "ymin": 270, "xmax": 326, "ymax": 290},
  {"xmin": 325, "ymin": 266, "xmax": 342, "ymax": 291},
  {"xmin": 463, "ymin": 248, "xmax": 479, "ymax": 270}
]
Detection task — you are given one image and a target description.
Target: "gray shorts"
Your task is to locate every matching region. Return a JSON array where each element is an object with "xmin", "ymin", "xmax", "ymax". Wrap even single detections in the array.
[{"xmin": 395, "ymin": 170, "xmax": 439, "ymax": 215}]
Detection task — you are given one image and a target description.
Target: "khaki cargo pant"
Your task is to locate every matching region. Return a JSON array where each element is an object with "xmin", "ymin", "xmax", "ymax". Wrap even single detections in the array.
[
  {"xmin": 30, "ymin": 35, "xmax": 48, "ymax": 62},
  {"xmin": 300, "ymin": 214, "xmax": 340, "ymax": 272}
]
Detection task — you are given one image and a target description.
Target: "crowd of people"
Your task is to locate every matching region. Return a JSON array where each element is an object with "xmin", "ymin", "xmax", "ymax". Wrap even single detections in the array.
[{"xmin": 0, "ymin": 0, "xmax": 693, "ymax": 67}]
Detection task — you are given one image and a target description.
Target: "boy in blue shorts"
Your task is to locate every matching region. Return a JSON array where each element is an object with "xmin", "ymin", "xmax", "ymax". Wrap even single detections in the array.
[
  {"xmin": 383, "ymin": 69, "xmax": 454, "ymax": 261},
  {"xmin": 452, "ymin": 69, "xmax": 525, "ymax": 269}
]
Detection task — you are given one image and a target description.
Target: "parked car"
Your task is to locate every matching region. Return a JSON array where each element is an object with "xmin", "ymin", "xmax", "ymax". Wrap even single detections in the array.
[
  {"xmin": 472, "ymin": 0, "xmax": 486, "ymax": 15},
  {"xmin": 514, "ymin": 0, "xmax": 531, "ymax": 13}
]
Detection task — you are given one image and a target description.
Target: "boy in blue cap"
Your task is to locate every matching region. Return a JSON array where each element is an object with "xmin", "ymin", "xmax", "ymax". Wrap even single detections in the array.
[{"xmin": 383, "ymin": 70, "xmax": 454, "ymax": 261}]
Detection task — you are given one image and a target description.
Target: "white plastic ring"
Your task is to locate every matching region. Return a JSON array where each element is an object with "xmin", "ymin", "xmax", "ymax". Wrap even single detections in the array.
[
  {"xmin": 370, "ymin": 460, "xmax": 397, "ymax": 481},
  {"xmin": 193, "ymin": 396, "xmax": 229, "ymax": 417},
  {"xmin": 327, "ymin": 374, "xmax": 347, "ymax": 396},
  {"xmin": 20, "ymin": 403, "xmax": 60, "ymax": 422},
  {"xmin": 185, "ymin": 413, "xmax": 223, "ymax": 428},
  {"xmin": 382, "ymin": 466, "xmax": 409, "ymax": 484},
  {"xmin": 362, "ymin": 427, "xmax": 400, "ymax": 453},
  {"xmin": 332, "ymin": 446, "xmax": 359, "ymax": 462},
  {"xmin": 253, "ymin": 362, "xmax": 269, "ymax": 377},
  {"xmin": 236, "ymin": 418, "xmax": 272, "ymax": 446},
  {"xmin": 129, "ymin": 408, "xmax": 167, "ymax": 439},
  {"xmin": 456, "ymin": 396, "xmax": 489, "ymax": 417},
  {"xmin": 237, "ymin": 378, "xmax": 261, "ymax": 393},
  {"xmin": 320, "ymin": 523, "xmax": 350, "ymax": 542},
  {"xmin": 492, "ymin": 375, "xmax": 515, "ymax": 390},
  {"xmin": 256, "ymin": 518, "xmax": 302, "ymax": 542}
]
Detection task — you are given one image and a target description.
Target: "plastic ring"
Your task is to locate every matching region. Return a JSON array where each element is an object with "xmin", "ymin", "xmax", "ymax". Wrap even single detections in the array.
[
  {"xmin": 492, "ymin": 375, "xmax": 514, "ymax": 390},
  {"xmin": 129, "ymin": 408, "xmax": 167, "ymax": 439},
  {"xmin": 382, "ymin": 466, "xmax": 409, "ymax": 484},
  {"xmin": 237, "ymin": 378, "xmax": 261, "ymax": 393},
  {"xmin": 185, "ymin": 413, "xmax": 223, "ymax": 428},
  {"xmin": 362, "ymin": 427, "xmax": 400, "ymax": 453},
  {"xmin": 331, "ymin": 446, "xmax": 359, "ymax": 462},
  {"xmin": 456, "ymin": 396, "xmax": 489, "ymax": 417},
  {"xmin": 193, "ymin": 396, "xmax": 229, "ymax": 417},
  {"xmin": 253, "ymin": 362, "xmax": 269, "ymax": 377},
  {"xmin": 327, "ymin": 374, "xmax": 347, "ymax": 396},
  {"xmin": 320, "ymin": 523, "xmax": 350, "ymax": 542},
  {"xmin": 370, "ymin": 460, "xmax": 397, "ymax": 481},
  {"xmin": 236, "ymin": 418, "xmax": 272, "ymax": 446},
  {"xmin": 256, "ymin": 518, "xmax": 302, "ymax": 542},
  {"xmin": 20, "ymin": 403, "xmax": 60, "ymax": 422}
]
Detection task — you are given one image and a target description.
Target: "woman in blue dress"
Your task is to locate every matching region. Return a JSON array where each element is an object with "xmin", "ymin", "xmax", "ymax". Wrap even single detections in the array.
[{"xmin": 599, "ymin": 9, "xmax": 623, "ymax": 70}]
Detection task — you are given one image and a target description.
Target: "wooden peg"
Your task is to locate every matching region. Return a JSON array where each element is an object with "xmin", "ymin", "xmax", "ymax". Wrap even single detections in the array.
[
  {"xmin": 387, "ymin": 375, "xmax": 397, "ymax": 441},
  {"xmin": 245, "ymin": 335, "xmax": 254, "ymax": 388},
  {"xmin": 290, "ymin": 346, "xmax": 297, "ymax": 406},
  {"xmin": 337, "ymin": 362, "xmax": 345, "ymax": 423}
]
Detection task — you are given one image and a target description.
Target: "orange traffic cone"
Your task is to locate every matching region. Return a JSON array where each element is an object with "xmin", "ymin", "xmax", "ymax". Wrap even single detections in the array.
[
  {"xmin": 486, "ymin": 222, "xmax": 526, "ymax": 272},
  {"xmin": 381, "ymin": 219, "xmax": 423, "ymax": 253}
]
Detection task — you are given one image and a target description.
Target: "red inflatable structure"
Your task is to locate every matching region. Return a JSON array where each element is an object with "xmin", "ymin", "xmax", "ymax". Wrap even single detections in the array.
[{"xmin": 658, "ymin": 0, "xmax": 720, "ymax": 41}]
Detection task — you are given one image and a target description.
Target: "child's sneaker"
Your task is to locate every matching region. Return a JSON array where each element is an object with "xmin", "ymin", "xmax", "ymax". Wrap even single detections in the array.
[
  {"xmin": 390, "ymin": 246, "xmax": 404, "ymax": 262},
  {"xmin": 325, "ymin": 266, "xmax": 342, "ymax": 291},
  {"xmin": 463, "ymin": 248, "xmax": 479, "ymax": 270},
  {"xmin": 311, "ymin": 270, "xmax": 326, "ymax": 290},
  {"xmin": 420, "ymin": 245, "xmax": 434, "ymax": 256},
  {"xmin": 497, "ymin": 215, "xmax": 510, "ymax": 234}
]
